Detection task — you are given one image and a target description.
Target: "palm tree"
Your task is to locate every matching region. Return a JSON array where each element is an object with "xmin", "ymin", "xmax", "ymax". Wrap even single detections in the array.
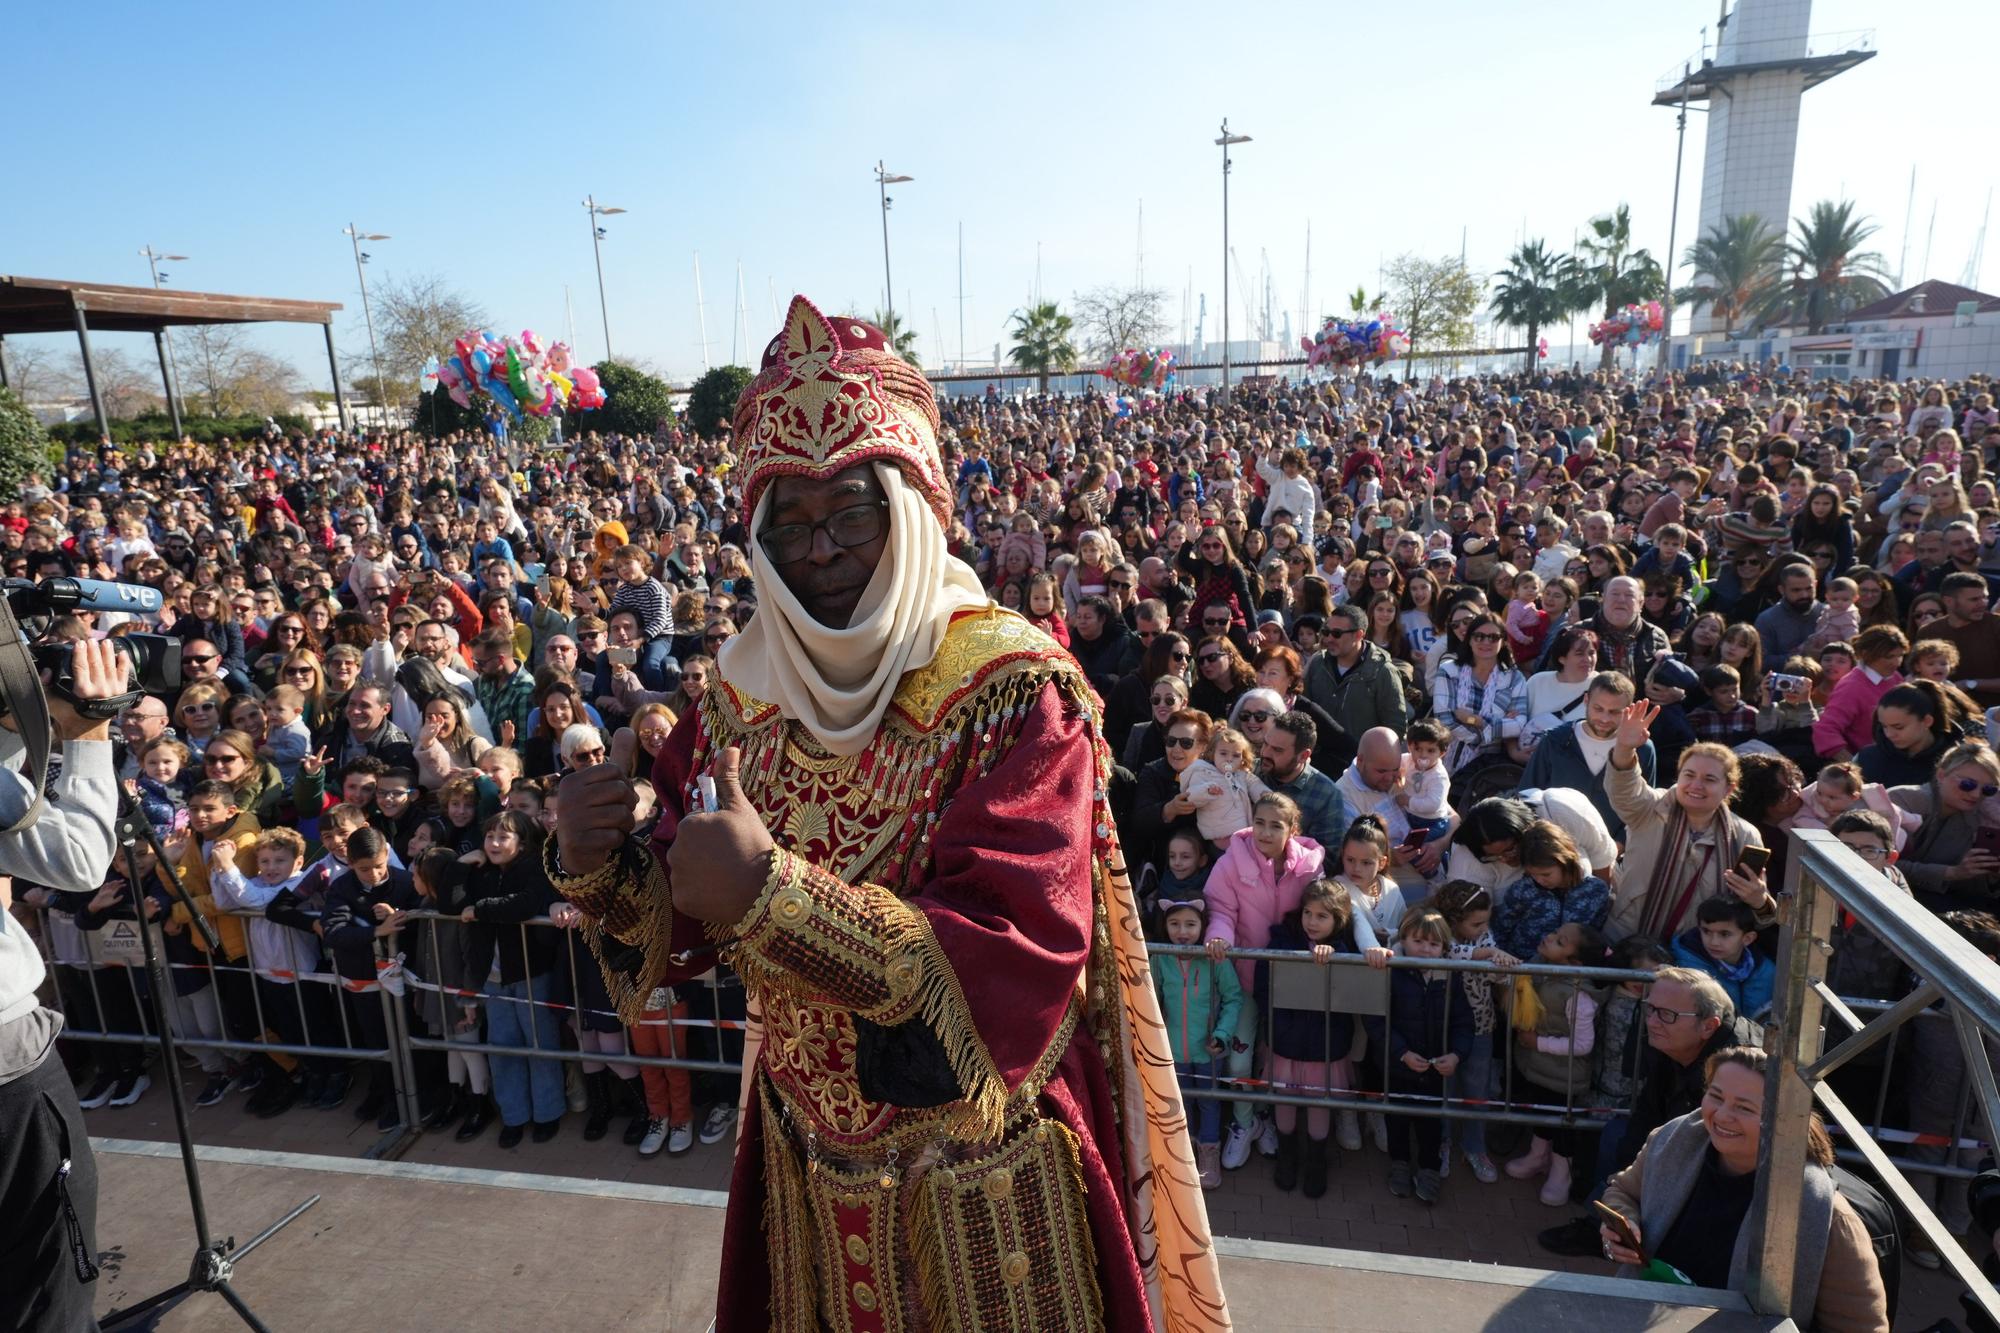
[
  {"xmin": 1346, "ymin": 285, "xmax": 1382, "ymax": 317},
  {"xmin": 1490, "ymin": 240, "xmax": 1589, "ymax": 373},
  {"xmin": 1578, "ymin": 204, "xmax": 1666, "ymax": 368},
  {"xmin": 1769, "ymin": 200, "xmax": 1893, "ymax": 334},
  {"xmin": 869, "ymin": 309, "xmax": 921, "ymax": 367},
  {"xmin": 1678, "ymin": 214, "xmax": 1785, "ymax": 331},
  {"xmin": 1008, "ymin": 302, "xmax": 1078, "ymax": 392}
]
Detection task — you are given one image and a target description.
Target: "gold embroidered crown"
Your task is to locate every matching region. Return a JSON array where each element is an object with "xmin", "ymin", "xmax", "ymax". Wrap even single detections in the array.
[{"xmin": 731, "ymin": 295, "xmax": 950, "ymax": 531}]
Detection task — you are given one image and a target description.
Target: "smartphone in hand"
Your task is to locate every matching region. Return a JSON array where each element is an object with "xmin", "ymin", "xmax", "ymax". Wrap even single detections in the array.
[{"xmin": 1592, "ymin": 1200, "xmax": 1645, "ymax": 1262}]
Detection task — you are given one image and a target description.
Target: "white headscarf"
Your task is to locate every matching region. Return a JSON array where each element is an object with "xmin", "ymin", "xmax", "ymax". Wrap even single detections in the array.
[{"xmin": 717, "ymin": 463, "xmax": 988, "ymax": 756}]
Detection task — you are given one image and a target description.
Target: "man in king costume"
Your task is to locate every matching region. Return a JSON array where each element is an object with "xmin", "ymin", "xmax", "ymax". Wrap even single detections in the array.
[{"xmin": 551, "ymin": 296, "xmax": 1231, "ymax": 1331}]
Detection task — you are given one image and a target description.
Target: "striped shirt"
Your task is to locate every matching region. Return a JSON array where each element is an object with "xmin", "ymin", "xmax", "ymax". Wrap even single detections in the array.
[{"xmin": 610, "ymin": 577, "xmax": 676, "ymax": 640}]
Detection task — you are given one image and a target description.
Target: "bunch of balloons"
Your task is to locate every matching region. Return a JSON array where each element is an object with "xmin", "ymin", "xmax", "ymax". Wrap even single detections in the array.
[
  {"xmin": 1301, "ymin": 316, "xmax": 1410, "ymax": 369},
  {"xmin": 434, "ymin": 329, "xmax": 607, "ymax": 421},
  {"xmin": 1537, "ymin": 337, "xmax": 1551, "ymax": 360},
  {"xmin": 1587, "ymin": 301, "xmax": 1665, "ymax": 347},
  {"xmin": 1100, "ymin": 347, "xmax": 1176, "ymax": 390}
]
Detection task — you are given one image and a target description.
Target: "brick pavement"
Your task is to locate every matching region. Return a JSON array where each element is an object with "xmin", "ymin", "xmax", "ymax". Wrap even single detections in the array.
[{"xmin": 82, "ymin": 1062, "xmax": 1967, "ymax": 1329}]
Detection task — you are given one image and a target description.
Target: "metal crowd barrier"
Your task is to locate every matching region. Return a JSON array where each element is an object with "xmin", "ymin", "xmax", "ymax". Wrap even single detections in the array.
[
  {"xmin": 1751, "ymin": 830, "xmax": 2000, "ymax": 1325},
  {"xmin": 1147, "ymin": 942, "xmax": 1656, "ymax": 1130},
  {"xmin": 26, "ymin": 861, "xmax": 2000, "ymax": 1321}
]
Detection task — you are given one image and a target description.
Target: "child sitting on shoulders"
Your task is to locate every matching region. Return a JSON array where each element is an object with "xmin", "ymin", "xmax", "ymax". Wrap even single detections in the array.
[
  {"xmin": 1182, "ymin": 724, "xmax": 1270, "ymax": 852},
  {"xmin": 1785, "ymin": 760, "xmax": 1920, "ymax": 851},
  {"xmin": 1504, "ymin": 571, "xmax": 1551, "ymax": 663},
  {"xmin": 1395, "ymin": 719, "xmax": 1453, "ymax": 846},
  {"xmin": 1152, "ymin": 893, "xmax": 1243, "ymax": 1191},
  {"xmin": 1255, "ymin": 878, "xmax": 1363, "ymax": 1200},
  {"xmin": 1802, "ymin": 577, "xmax": 1862, "ymax": 655},
  {"xmin": 1630, "ymin": 522, "xmax": 1696, "ymax": 585}
]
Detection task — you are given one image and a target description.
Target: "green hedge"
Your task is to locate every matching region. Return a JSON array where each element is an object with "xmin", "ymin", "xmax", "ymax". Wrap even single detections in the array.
[{"xmin": 46, "ymin": 411, "xmax": 313, "ymax": 447}]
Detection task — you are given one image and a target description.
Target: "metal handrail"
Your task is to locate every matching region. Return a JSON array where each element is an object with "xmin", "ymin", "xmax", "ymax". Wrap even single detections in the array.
[{"xmin": 1751, "ymin": 830, "xmax": 2000, "ymax": 1324}]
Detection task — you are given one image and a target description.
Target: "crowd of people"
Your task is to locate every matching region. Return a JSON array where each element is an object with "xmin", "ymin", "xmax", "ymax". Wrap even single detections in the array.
[{"xmin": 15, "ymin": 357, "xmax": 2000, "ymax": 1327}]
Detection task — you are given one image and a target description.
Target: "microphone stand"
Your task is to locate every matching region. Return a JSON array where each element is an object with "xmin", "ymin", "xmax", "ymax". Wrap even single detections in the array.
[{"xmin": 97, "ymin": 798, "xmax": 318, "ymax": 1333}]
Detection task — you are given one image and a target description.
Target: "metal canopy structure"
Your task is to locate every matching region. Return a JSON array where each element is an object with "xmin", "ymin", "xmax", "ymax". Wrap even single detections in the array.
[{"xmin": 0, "ymin": 275, "xmax": 348, "ymax": 444}]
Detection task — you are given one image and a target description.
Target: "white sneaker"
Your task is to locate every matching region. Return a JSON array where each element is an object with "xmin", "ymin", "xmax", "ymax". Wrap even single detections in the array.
[
  {"xmin": 1368, "ymin": 1112, "xmax": 1389, "ymax": 1153},
  {"xmin": 1220, "ymin": 1121, "xmax": 1253, "ymax": 1170},
  {"xmin": 668, "ymin": 1122, "xmax": 695, "ymax": 1155},
  {"xmin": 638, "ymin": 1118, "xmax": 668, "ymax": 1157},
  {"xmin": 1335, "ymin": 1109, "xmax": 1363, "ymax": 1152},
  {"xmin": 109, "ymin": 1073, "xmax": 152, "ymax": 1107},
  {"xmin": 699, "ymin": 1103, "xmax": 736, "ymax": 1145},
  {"xmin": 1255, "ymin": 1115, "xmax": 1280, "ymax": 1157}
]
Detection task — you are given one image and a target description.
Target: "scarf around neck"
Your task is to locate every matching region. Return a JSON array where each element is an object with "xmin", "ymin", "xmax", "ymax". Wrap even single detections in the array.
[{"xmin": 719, "ymin": 464, "xmax": 988, "ymax": 757}]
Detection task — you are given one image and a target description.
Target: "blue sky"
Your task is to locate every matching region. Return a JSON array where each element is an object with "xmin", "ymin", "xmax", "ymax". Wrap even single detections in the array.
[{"xmin": 3, "ymin": 1, "xmax": 1987, "ymax": 386}]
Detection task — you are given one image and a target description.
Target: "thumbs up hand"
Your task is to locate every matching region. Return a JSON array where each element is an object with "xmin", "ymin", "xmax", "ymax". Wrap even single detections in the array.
[{"xmin": 667, "ymin": 746, "xmax": 776, "ymax": 926}]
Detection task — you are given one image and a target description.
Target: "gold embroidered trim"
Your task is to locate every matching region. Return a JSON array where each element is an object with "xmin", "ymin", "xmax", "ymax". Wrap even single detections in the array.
[
  {"xmin": 910, "ymin": 1117, "xmax": 1105, "ymax": 1332},
  {"xmin": 758, "ymin": 1076, "xmax": 822, "ymax": 1328},
  {"xmin": 547, "ymin": 840, "xmax": 675, "ymax": 1028},
  {"xmin": 727, "ymin": 848, "xmax": 1011, "ymax": 1141}
]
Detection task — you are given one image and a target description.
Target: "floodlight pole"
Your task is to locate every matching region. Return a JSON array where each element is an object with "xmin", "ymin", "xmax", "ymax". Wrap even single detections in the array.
[
  {"xmin": 1661, "ymin": 63, "xmax": 1692, "ymax": 375},
  {"xmin": 343, "ymin": 225, "xmax": 389, "ymax": 430},
  {"xmin": 1215, "ymin": 120, "xmax": 1251, "ymax": 401}
]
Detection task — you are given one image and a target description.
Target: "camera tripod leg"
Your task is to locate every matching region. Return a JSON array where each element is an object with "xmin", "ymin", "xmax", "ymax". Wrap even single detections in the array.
[{"xmin": 96, "ymin": 812, "xmax": 317, "ymax": 1332}]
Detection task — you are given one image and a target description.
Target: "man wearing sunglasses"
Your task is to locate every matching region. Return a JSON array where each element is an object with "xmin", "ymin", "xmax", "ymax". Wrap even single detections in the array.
[
  {"xmin": 1303, "ymin": 604, "xmax": 1409, "ymax": 753},
  {"xmin": 545, "ymin": 298, "xmax": 1227, "ymax": 1329}
]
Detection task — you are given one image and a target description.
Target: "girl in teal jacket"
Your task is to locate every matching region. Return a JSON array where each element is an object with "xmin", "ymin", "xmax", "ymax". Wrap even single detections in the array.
[{"xmin": 1153, "ymin": 893, "xmax": 1245, "ymax": 1189}]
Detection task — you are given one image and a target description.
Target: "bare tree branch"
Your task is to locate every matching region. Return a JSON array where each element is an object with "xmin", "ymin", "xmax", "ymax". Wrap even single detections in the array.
[{"xmin": 1072, "ymin": 285, "xmax": 1171, "ymax": 360}]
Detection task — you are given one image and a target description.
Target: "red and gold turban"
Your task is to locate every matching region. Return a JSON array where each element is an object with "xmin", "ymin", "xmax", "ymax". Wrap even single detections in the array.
[{"xmin": 732, "ymin": 295, "xmax": 950, "ymax": 532}]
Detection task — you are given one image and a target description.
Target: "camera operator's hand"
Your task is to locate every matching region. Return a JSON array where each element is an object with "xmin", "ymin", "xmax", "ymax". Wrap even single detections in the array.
[{"xmin": 8, "ymin": 638, "xmax": 132, "ymax": 743}]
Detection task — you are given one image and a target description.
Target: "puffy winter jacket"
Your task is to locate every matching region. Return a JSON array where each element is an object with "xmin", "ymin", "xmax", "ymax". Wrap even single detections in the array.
[{"xmin": 1204, "ymin": 828, "xmax": 1327, "ymax": 993}]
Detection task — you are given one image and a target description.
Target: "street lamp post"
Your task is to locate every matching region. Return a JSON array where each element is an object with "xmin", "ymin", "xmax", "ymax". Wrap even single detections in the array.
[
  {"xmin": 875, "ymin": 162, "xmax": 913, "ymax": 335},
  {"xmin": 341, "ymin": 225, "xmax": 391, "ymax": 430},
  {"xmin": 582, "ymin": 196, "xmax": 627, "ymax": 362},
  {"xmin": 139, "ymin": 246, "xmax": 189, "ymax": 436},
  {"xmin": 1214, "ymin": 120, "xmax": 1251, "ymax": 399}
]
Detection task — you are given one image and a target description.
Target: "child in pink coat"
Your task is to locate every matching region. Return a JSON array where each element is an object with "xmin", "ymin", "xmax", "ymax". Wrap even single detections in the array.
[{"xmin": 1199, "ymin": 791, "xmax": 1327, "ymax": 1162}]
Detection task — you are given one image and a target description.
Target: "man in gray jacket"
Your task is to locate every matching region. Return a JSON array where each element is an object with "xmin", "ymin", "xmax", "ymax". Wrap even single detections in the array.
[
  {"xmin": 0, "ymin": 641, "xmax": 132, "ymax": 1332},
  {"xmin": 1302, "ymin": 604, "xmax": 1411, "ymax": 746},
  {"xmin": 1753, "ymin": 562, "xmax": 1825, "ymax": 664}
]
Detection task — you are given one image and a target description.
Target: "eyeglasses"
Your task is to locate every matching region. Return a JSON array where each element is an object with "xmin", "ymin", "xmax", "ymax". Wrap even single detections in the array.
[
  {"xmin": 182, "ymin": 702, "xmax": 217, "ymax": 713},
  {"xmin": 1840, "ymin": 842, "xmax": 1889, "ymax": 861},
  {"xmin": 1644, "ymin": 1002, "xmax": 1699, "ymax": 1026},
  {"xmin": 570, "ymin": 747, "xmax": 607, "ymax": 765},
  {"xmin": 1954, "ymin": 778, "xmax": 2000, "ymax": 798},
  {"xmin": 1168, "ymin": 649, "xmax": 1190, "ymax": 662},
  {"xmin": 1197, "ymin": 652, "xmax": 1224, "ymax": 666},
  {"xmin": 1109, "ymin": 580, "xmax": 1134, "ymax": 591},
  {"xmin": 758, "ymin": 500, "xmax": 887, "ymax": 564},
  {"xmin": 205, "ymin": 752, "xmax": 242, "ymax": 766},
  {"xmin": 704, "ymin": 633, "xmax": 730, "ymax": 646},
  {"xmin": 1165, "ymin": 736, "xmax": 1199, "ymax": 750},
  {"xmin": 282, "ymin": 666, "xmax": 315, "ymax": 679},
  {"xmin": 577, "ymin": 631, "xmax": 605, "ymax": 642}
]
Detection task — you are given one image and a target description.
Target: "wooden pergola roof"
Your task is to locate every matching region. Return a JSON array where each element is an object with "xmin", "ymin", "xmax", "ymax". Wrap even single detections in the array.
[{"xmin": 0, "ymin": 274, "xmax": 341, "ymax": 335}]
